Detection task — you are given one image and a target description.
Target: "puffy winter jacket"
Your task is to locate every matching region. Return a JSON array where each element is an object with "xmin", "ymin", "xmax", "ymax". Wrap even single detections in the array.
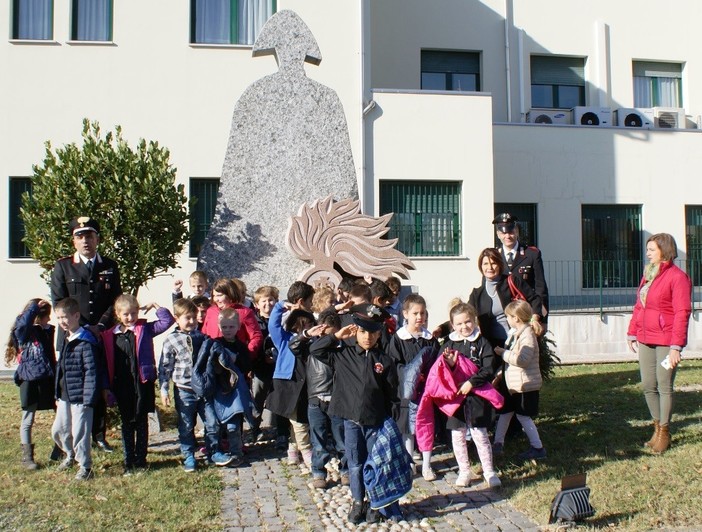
[
  {"xmin": 54, "ymin": 328, "xmax": 100, "ymax": 406},
  {"xmin": 415, "ymin": 352, "xmax": 504, "ymax": 452},
  {"xmin": 627, "ymin": 261, "xmax": 692, "ymax": 349},
  {"xmin": 502, "ymin": 325, "xmax": 541, "ymax": 394}
]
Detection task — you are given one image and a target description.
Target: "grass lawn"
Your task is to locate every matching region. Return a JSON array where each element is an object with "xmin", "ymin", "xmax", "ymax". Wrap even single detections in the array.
[
  {"xmin": 0, "ymin": 387, "xmax": 222, "ymax": 531},
  {"xmin": 499, "ymin": 360, "xmax": 702, "ymax": 530}
]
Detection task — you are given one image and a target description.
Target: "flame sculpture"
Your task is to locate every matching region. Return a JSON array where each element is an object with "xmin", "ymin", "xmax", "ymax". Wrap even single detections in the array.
[{"xmin": 287, "ymin": 196, "xmax": 415, "ymax": 287}]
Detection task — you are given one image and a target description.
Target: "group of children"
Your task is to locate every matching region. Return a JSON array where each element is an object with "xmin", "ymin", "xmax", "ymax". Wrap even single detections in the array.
[{"xmin": 7, "ymin": 269, "xmax": 546, "ymax": 524}]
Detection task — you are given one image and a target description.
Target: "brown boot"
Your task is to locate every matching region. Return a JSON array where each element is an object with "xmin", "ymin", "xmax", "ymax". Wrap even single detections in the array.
[
  {"xmin": 645, "ymin": 420, "xmax": 660, "ymax": 448},
  {"xmin": 21, "ymin": 444, "xmax": 39, "ymax": 470},
  {"xmin": 651, "ymin": 424, "xmax": 670, "ymax": 453}
]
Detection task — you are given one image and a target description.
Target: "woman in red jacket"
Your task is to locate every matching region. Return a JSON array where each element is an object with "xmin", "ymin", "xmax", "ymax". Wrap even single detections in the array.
[
  {"xmin": 202, "ymin": 279, "xmax": 263, "ymax": 365},
  {"xmin": 627, "ymin": 233, "xmax": 691, "ymax": 454}
]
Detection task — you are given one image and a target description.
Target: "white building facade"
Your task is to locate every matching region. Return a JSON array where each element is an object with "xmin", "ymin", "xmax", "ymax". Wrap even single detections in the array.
[{"xmin": 3, "ymin": 0, "xmax": 702, "ymax": 368}]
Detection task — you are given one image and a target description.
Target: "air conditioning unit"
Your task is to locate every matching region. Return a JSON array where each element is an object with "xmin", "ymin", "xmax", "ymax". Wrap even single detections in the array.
[
  {"xmin": 653, "ymin": 107, "xmax": 686, "ymax": 129},
  {"xmin": 573, "ymin": 107, "xmax": 612, "ymax": 127},
  {"xmin": 615, "ymin": 108, "xmax": 654, "ymax": 128},
  {"xmin": 526, "ymin": 109, "xmax": 572, "ymax": 125}
]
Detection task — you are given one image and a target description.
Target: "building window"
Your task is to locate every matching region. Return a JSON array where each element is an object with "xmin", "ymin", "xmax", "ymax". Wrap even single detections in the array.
[
  {"xmin": 633, "ymin": 61, "xmax": 682, "ymax": 108},
  {"xmin": 379, "ymin": 181, "xmax": 461, "ymax": 257},
  {"xmin": 9, "ymin": 178, "xmax": 33, "ymax": 259},
  {"xmin": 581, "ymin": 205, "xmax": 642, "ymax": 289},
  {"xmin": 494, "ymin": 203, "xmax": 537, "ymax": 247},
  {"xmin": 421, "ymin": 50, "xmax": 481, "ymax": 91},
  {"xmin": 685, "ymin": 205, "xmax": 702, "ymax": 286},
  {"xmin": 531, "ymin": 55, "xmax": 585, "ymax": 109},
  {"xmin": 191, "ymin": 0, "xmax": 276, "ymax": 46},
  {"xmin": 190, "ymin": 178, "xmax": 220, "ymax": 258},
  {"xmin": 71, "ymin": 0, "xmax": 112, "ymax": 41},
  {"xmin": 12, "ymin": 0, "xmax": 53, "ymax": 40}
]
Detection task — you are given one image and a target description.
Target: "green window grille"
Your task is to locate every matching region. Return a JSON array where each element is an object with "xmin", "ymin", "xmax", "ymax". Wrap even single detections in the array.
[
  {"xmin": 494, "ymin": 203, "xmax": 537, "ymax": 247},
  {"xmin": 581, "ymin": 204, "xmax": 642, "ymax": 289},
  {"xmin": 9, "ymin": 177, "xmax": 32, "ymax": 259},
  {"xmin": 633, "ymin": 61, "xmax": 683, "ymax": 108},
  {"xmin": 189, "ymin": 178, "xmax": 220, "ymax": 258},
  {"xmin": 190, "ymin": 0, "xmax": 276, "ymax": 46},
  {"xmin": 531, "ymin": 55, "xmax": 586, "ymax": 109},
  {"xmin": 379, "ymin": 181, "xmax": 461, "ymax": 257},
  {"xmin": 421, "ymin": 50, "xmax": 481, "ymax": 92},
  {"xmin": 12, "ymin": 0, "xmax": 54, "ymax": 40},
  {"xmin": 685, "ymin": 205, "xmax": 702, "ymax": 286},
  {"xmin": 71, "ymin": 0, "xmax": 112, "ymax": 41}
]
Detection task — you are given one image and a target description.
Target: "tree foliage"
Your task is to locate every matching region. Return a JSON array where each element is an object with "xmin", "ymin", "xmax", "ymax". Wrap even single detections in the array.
[{"xmin": 21, "ymin": 119, "xmax": 191, "ymax": 295}]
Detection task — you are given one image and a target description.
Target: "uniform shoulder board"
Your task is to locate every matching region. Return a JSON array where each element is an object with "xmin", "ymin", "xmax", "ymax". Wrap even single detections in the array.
[{"xmin": 527, "ymin": 246, "xmax": 539, "ymax": 251}]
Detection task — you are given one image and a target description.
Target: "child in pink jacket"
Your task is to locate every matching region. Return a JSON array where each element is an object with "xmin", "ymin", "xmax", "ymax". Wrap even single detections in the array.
[{"xmin": 416, "ymin": 303, "xmax": 503, "ymax": 487}]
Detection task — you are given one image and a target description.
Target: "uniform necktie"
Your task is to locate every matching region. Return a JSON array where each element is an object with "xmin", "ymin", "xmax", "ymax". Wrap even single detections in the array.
[
  {"xmin": 87, "ymin": 259, "xmax": 93, "ymax": 276},
  {"xmin": 507, "ymin": 251, "xmax": 514, "ymax": 268}
]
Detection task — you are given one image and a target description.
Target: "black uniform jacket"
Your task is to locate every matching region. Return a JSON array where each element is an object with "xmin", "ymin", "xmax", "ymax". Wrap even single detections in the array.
[
  {"xmin": 50, "ymin": 252, "xmax": 122, "ymax": 330},
  {"xmin": 310, "ymin": 334, "xmax": 399, "ymax": 427},
  {"xmin": 500, "ymin": 244, "xmax": 549, "ymax": 311}
]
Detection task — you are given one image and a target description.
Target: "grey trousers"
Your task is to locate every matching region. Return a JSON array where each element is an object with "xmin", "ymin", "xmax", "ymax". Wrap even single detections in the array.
[
  {"xmin": 52, "ymin": 399, "xmax": 93, "ymax": 469},
  {"xmin": 638, "ymin": 344, "xmax": 677, "ymax": 425}
]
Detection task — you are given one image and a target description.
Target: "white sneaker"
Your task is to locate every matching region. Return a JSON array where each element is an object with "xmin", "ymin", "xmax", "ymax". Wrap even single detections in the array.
[
  {"xmin": 485, "ymin": 473, "xmax": 502, "ymax": 488},
  {"xmin": 422, "ymin": 467, "xmax": 437, "ymax": 481},
  {"xmin": 455, "ymin": 470, "xmax": 475, "ymax": 487}
]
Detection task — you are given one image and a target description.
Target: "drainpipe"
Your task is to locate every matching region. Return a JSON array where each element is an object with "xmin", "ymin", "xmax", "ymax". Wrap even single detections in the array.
[{"xmin": 504, "ymin": 0, "xmax": 512, "ymax": 122}]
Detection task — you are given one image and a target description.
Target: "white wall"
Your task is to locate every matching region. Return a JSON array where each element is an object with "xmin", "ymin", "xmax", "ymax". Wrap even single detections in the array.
[{"xmin": 368, "ymin": 90, "xmax": 495, "ymax": 323}]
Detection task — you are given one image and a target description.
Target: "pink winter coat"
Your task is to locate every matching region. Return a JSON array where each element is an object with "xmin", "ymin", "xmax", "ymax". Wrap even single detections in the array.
[
  {"xmin": 415, "ymin": 352, "xmax": 504, "ymax": 452},
  {"xmin": 627, "ymin": 261, "xmax": 692, "ymax": 350}
]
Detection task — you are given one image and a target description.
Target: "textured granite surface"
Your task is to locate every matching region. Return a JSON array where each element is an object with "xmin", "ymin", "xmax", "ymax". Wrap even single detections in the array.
[{"xmin": 198, "ymin": 10, "xmax": 358, "ymax": 292}]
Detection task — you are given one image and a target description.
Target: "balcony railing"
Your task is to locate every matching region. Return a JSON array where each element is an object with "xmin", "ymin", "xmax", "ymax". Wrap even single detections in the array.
[{"xmin": 545, "ymin": 259, "xmax": 702, "ymax": 315}]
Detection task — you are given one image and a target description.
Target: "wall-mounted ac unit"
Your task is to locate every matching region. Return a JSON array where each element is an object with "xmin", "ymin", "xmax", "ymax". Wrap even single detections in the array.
[
  {"xmin": 653, "ymin": 107, "xmax": 686, "ymax": 129},
  {"xmin": 615, "ymin": 108, "xmax": 654, "ymax": 128},
  {"xmin": 526, "ymin": 109, "xmax": 572, "ymax": 125},
  {"xmin": 573, "ymin": 107, "xmax": 612, "ymax": 127}
]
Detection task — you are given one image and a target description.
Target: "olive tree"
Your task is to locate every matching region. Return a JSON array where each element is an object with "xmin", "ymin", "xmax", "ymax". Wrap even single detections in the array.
[{"xmin": 21, "ymin": 119, "xmax": 191, "ymax": 295}]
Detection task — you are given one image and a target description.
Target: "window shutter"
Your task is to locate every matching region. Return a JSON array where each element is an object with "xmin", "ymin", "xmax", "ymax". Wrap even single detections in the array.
[
  {"xmin": 633, "ymin": 61, "xmax": 682, "ymax": 79},
  {"xmin": 531, "ymin": 56, "xmax": 585, "ymax": 86},
  {"xmin": 422, "ymin": 50, "xmax": 480, "ymax": 74}
]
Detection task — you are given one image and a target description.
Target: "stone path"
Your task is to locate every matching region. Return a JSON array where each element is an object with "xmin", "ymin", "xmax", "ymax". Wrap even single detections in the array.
[{"xmin": 213, "ymin": 430, "xmax": 541, "ymax": 532}]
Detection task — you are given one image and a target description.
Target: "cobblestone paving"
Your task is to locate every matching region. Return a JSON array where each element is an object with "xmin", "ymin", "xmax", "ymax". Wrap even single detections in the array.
[{"xmin": 213, "ymin": 430, "xmax": 542, "ymax": 532}]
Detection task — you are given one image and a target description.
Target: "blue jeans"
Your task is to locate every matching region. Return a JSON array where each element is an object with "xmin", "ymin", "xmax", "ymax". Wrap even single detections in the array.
[
  {"xmin": 344, "ymin": 419, "xmax": 379, "ymax": 502},
  {"xmin": 308, "ymin": 401, "xmax": 346, "ymax": 478},
  {"xmin": 224, "ymin": 413, "xmax": 243, "ymax": 456},
  {"xmin": 174, "ymin": 386, "xmax": 218, "ymax": 457}
]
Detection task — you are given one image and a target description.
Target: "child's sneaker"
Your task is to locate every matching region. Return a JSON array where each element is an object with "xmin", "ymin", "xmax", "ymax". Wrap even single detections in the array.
[
  {"xmin": 518, "ymin": 446, "xmax": 547, "ymax": 461},
  {"xmin": 287, "ymin": 449, "xmax": 301, "ymax": 465},
  {"xmin": 74, "ymin": 467, "xmax": 93, "ymax": 481},
  {"xmin": 211, "ymin": 451, "xmax": 235, "ymax": 466},
  {"xmin": 485, "ymin": 473, "xmax": 502, "ymax": 488},
  {"xmin": 422, "ymin": 467, "xmax": 437, "ymax": 481},
  {"xmin": 301, "ymin": 449, "xmax": 313, "ymax": 470},
  {"xmin": 455, "ymin": 469, "xmax": 475, "ymax": 487},
  {"xmin": 312, "ymin": 477, "xmax": 328, "ymax": 489},
  {"xmin": 57, "ymin": 457, "xmax": 75, "ymax": 470},
  {"xmin": 183, "ymin": 454, "xmax": 197, "ymax": 472},
  {"xmin": 492, "ymin": 442, "xmax": 504, "ymax": 456},
  {"xmin": 229, "ymin": 454, "xmax": 243, "ymax": 467}
]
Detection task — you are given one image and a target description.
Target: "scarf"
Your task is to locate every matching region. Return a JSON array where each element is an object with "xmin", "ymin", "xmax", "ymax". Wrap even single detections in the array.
[{"xmin": 639, "ymin": 262, "xmax": 661, "ymax": 307}]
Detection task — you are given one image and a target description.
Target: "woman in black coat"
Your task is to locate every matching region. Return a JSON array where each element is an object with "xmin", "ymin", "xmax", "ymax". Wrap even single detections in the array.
[{"xmin": 468, "ymin": 248, "xmax": 542, "ymax": 350}]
